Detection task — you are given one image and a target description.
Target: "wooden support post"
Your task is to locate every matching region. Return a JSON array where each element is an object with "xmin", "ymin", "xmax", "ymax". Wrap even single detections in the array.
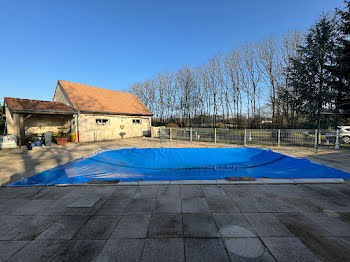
[
  {"xmin": 278, "ymin": 129, "xmax": 281, "ymax": 147},
  {"xmin": 190, "ymin": 128, "xmax": 192, "ymax": 142},
  {"xmin": 19, "ymin": 114, "xmax": 25, "ymax": 146}
]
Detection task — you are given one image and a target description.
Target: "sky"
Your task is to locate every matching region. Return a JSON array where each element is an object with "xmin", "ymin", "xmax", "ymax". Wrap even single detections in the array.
[{"xmin": 0, "ymin": 0, "xmax": 345, "ymax": 102}]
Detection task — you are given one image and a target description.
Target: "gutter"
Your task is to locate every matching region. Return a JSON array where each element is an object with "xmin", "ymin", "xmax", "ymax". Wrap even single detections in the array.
[{"xmin": 10, "ymin": 109, "xmax": 76, "ymax": 115}]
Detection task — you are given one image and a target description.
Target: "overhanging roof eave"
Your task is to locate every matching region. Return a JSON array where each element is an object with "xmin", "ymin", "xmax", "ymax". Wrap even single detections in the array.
[{"xmin": 78, "ymin": 109, "xmax": 153, "ymax": 116}]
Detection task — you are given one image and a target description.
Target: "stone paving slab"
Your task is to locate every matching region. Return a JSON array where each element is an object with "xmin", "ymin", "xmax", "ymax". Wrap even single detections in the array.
[
  {"xmin": 274, "ymin": 213, "xmax": 332, "ymax": 237},
  {"xmin": 338, "ymin": 236, "xmax": 350, "ymax": 248},
  {"xmin": 223, "ymin": 186, "xmax": 268, "ymax": 212},
  {"xmin": 0, "ymin": 241, "xmax": 30, "ymax": 261},
  {"xmin": 157, "ymin": 185, "xmax": 180, "ymax": 199},
  {"xmin": 95, "ymin": 199, "xmax": 130, "ymax": 216},
  {"xmin": 279, "ymin": 196, "xmax": 325, "ymax": 213},
  {"xmin": 184, "ymin": 238, "xmax": 230, "ymax": 262},
  {"xmin": 308, "ymin": 196, "xmax": 350, "ymax": 212},
  {"xmin": 36, "ymin": 215, "xmax": 90, "ymax": 240},
  {"xmin": 96, "ymin": 239, "xmax": 145, "ymax": 262},
  {"xmin": 305, "ymin": 212, "xmax": 350, "ymax": 236},
  {"xmin": 180, "ymin": 185, "xmax": 204, "ymax": 198},
  {"xmin": 67, "ymin": 194, "xmax": 101, "ymax": 208},
  {"xmin": 10, "ymin": 187, "xmax": 49, "ymax": 200},
  {"xmin": 51, "ymin": 240, "xmax": 106, "ymax": 262},
  {"xmin": 224, "ymin": 238, "xmax": 275, "ymax": 261},
  {"xmin": 243, "ymin": 213, "xmax": 293, "ymax": 237},
  {"xmin": 213, "ymin": 213, "xmax": 256, "ymax": 238},
  {"xmin": 0, "ymin": 187, "xmax": 26, "ymax": 202},
  {"xmin": 0, "ymin": 215, "xmax": 60, "ymax": 241},
  {"xmin": 73, "ymin": 216, "xmax": 120, "ymax": 240},
  {"xmin": 0, "ymin": 215, "xmax": 31, "ymax": 235},
  {"xmin": 202, "ymin": 186, "xmax": 240, "ymax": 212},
  {"xmin": 262, "ymin": 237, "xmax": 321, "ymax": 262},
  {"xmin": 181, "ymin": 197, "xmax": 210, "ymax": 213},
  {"xmin": 6, "ymin": 239, "xmax": 67, "ymax": 262},
  {"xmin": 124, "ymin": 199, "xmax": 156, "ymax": 215},
  {"xmin": 243, "ymin": 185, "xmax": 300, "ymax": 213},
  {"xmin": 298, "ymin": 235, "xmax": 350, "ymax": 261},
  {"xmin": 303, "ymin": 184, "xmax": 350, "ymax": 199},
  {"xmin": 63, "ymin": 198, "xmax": 107, "ymax": 216},
  {"xmin": 0, "ymin": 199, "xmax": 31, "ymax": 215},
  {"xmin": 154, "ymin": 197, "xmax": 182, "ymax": 213},
  {"xmin": 110, "ymin": 186, "xmax": 137, "ymax": 199},
  {"xmin": 35, "ymin": 187, "xmax": 74, "ymax": 200},
  {"xmin": 133, "ymin": 186, "xmax": 159, "ymax": 199},
  {"xmin": 110, "ymin": 214, "xmax": 151, "ymax": 239},
  {"xmin": 10, "ymin": 199, "xmax": 56, "ymax": 215},
  {"xmin": 329, "ymin": 184, "xmax": 350, "ymax": 197},
  {"xmin": 183, "ymin": 213, "xmax": 219, "ymax": 237},
  {"xmin": 147, "ymin": 214, "xmax": 183, "ymax": 238},
  {"xmin": 141, "ymin": 238, "xmax": 184, "ymax": 262}
]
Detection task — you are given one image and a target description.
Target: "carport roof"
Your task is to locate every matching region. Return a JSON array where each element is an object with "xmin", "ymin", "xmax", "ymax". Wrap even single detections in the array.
[{"xmin": 4, "ymin": 97, "xmax": 76, "ymax": 114}]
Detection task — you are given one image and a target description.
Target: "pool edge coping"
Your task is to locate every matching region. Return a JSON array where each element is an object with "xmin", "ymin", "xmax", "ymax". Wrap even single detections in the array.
[{"xmin": 7, "ymin": 178, "xmax": 342, "ymax": 187}]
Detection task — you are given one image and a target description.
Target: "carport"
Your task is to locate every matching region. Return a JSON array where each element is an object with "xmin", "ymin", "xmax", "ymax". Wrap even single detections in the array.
[{"xmin": 3, "ymin": 97, "xmax": 76, "ymax": 145}]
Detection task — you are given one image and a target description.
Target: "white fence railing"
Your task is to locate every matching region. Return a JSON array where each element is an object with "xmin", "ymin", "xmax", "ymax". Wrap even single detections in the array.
[{"xmin": 156, "ymin": 127, "xmax": 346, "ymax": 148}]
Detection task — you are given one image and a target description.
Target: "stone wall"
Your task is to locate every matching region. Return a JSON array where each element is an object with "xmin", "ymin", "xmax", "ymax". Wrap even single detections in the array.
[
  {"xmin": 52, "ymin": 83, "xmax": 73, "ymax": 107},
  {"xmin": 24, "ymin": 114, "xmax": 72, "ymax": 135},
  {"xmin": 78, "ymin": 114, "xmax": 151, "ymax": 143}
]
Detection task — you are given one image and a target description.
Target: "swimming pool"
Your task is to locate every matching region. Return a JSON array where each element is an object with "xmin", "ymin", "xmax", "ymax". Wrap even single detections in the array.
[{"xmin": 9, "ymin": 147, "xmax": 350, "ymax": 186}]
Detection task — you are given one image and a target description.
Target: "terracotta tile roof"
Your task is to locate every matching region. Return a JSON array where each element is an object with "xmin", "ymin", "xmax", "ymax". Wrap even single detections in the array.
[
  {"xmin": 58, "ymin": 80, "xmax": 153, "ymax": 116},
  {"xmin": 4, "ymin": 97, "xmax": 75, "ymax": 114}
]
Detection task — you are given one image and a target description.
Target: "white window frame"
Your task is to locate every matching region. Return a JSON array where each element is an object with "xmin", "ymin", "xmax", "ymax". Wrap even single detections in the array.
[
  {"xmin": 132, "ymin": 119, "xmax": 142, "ymax": 124},
  {"xmin": 96, "ymin": 118, "xmax": 110, "ymax": 125}
]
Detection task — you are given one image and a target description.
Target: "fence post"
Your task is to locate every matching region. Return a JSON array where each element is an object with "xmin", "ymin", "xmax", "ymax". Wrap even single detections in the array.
[
  {"xmin": 335, "ymin": 129, "xmax": 340, "ymax": 150},
  {"xmin": 214, "ymin": 128, "xmax": 217, "ymax": 143},
  {"xmin": 314, "ymin": 129, "xmax": 317, "ymax": 148},
  {"xmin": 278, "ymin": 129, "xmax": 281, "ymax": 147},
  {"xmin": 190, "ymin": 128, "xmax": 192, "ymax": 142},
  {"xmin": 170, "ymin": 127, "xmax": 172, "ymax": 142},
  {"xmin": 244, "ymin": 129, "xmax": 247, "ymax": 146}
]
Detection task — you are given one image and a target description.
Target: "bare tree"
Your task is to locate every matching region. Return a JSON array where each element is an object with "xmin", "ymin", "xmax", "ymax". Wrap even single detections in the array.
[
  {"xmin": 224, "ymin": 48, "xmax": 242, "ymax": 128},
  {"xmin": 128, "ymin": 31, "xmax": 305, "ymax": 128},
  {"xmin": 241, "ymin": 43, "xmax": 261, "ymax": 126},
  {"xmin": 257, "ymin": 35, "xmax": 283, "ymax": 125}
]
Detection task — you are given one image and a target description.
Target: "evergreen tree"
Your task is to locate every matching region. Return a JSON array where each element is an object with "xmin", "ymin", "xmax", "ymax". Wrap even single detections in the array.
[
  {"xmin": 284, "ymin": 14, "xmax": 338, "ymax": 127},
  {"xmin": 332, "ymin": 1, "xmax": 350, "ymax": 115}
]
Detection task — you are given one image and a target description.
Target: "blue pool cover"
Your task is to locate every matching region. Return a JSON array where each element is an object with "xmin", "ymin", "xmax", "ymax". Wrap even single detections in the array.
[{"xmin": 9, "ymin": 147, "xmax": 350, "ymax": 186}]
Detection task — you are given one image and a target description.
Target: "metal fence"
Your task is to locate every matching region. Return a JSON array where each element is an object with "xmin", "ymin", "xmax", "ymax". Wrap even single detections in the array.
[{"xmin": 158, "ymin": 127, "xmax": 346, "ymax": 148}]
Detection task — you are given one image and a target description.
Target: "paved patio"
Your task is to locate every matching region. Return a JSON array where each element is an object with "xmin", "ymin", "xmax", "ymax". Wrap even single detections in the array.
[{"xmin": 1, "ymin": 183, "xmax": 350, "ymax": 261}]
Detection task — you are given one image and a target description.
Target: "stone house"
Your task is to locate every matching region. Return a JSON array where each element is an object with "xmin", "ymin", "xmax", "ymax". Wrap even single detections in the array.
[{"xmin": 4, "ymin": 80, "xmax": 153, "ymax": 145}]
